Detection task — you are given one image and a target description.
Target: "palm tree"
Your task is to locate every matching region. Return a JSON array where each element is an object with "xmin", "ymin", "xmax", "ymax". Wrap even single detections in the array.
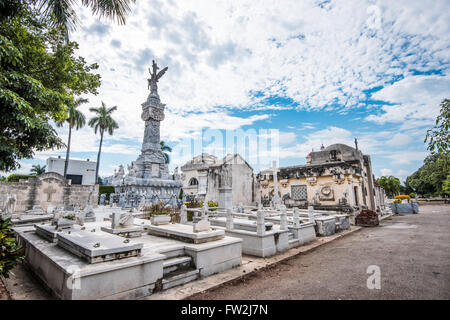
[
  {"xmin": 160, "ymin": 140, "xmax": 172, "ymax": 164},
  {"xmin": 34, "ymin": 0, "xmax": 136, "ymax": 33},
  {"xmin": 57, "ymin": 97, "xmax": 88, "ymax": 179},
  {"xmin": 30, "ymin": 164, "xmax": 46, "ymax": 175},
  {"xmin": 88, "ymin": 102, "xmax": 119, "ymax": 184}
]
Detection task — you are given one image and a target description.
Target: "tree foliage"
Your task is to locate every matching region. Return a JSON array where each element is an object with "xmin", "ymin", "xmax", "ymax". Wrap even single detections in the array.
[
  {"xmin": 33, "ymin": 0, "xmax": 136, "ymax": 36},
  {"xmin": 0, "ymin": 3, "xmax": 101, "ymax": 172},
  {"xmin": 425, "ymin": 98, "xmax": 449, "ymax": 168},
  {"xmin": 376, "ymin": 175, "xmax": 401, "ymax": 197},
  {"xmin": 0, "ymin": 217, "xmax": 24, "ymax": 278},
  {"xmin": 30, "ymin": 164, "xmax": 46, "ymax": 175},
  {"xmin": 405, "ymin": 153, "xmax": 450, "ymax": 197},
  {"xmin": 160, "ymin": 140, "xmax": 172, "ymax": 164}
]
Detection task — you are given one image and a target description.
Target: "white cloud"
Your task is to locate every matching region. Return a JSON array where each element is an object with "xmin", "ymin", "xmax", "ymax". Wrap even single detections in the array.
[
  {"xmin": 366, "ymin": 74, "xmax": 450, "ymax": 124},
  {"xmin": 69, "ymin": 0, "xmax": 450, "ymax": 120},
  {"xmin": 380, "ymin": 168, "xmax": 393, "ymax": 176},
  {"xmin": 386, "ymin": 133, "xmax": 412, "ymax": 147}
]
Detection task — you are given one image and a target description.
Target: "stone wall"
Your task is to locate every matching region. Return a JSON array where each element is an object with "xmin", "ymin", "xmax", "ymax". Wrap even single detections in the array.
[{"xmin": 0, "ymin": 172, "xmax": 98, "ymax": 213}]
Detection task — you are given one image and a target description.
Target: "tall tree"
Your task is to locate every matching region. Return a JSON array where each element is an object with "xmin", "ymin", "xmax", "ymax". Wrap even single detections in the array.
[
  {"xmin": 376, "ymin": 176, "xmax": 401, "ymax": 197},
  {"xmin": 160, "ymin": 140, "xmax": 172, "ymax": 164},
  {"xmin": 425, "ymin": 98, "xmax": 449, "ymax": 169},
  {"xmin": 0, "ymin": 4, "xmax": 101, "ymax": 172},
  {"xmin": 30, "ymin": 164, "xmax": 46, "ymax": 175},
  {"xmin": 405, "ymin": 153, "xmax": 449, "ymax": 197},
  {"xmin": 56, "ymin": 97, "xmax": 88, "ymax": 178},
  {"xmin": 88, "ymin": 102, "xmax": 119, "ymax": 184}
]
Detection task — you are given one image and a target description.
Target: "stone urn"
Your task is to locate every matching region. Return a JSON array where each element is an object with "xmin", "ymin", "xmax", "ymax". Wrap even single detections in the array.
[{"xmin": 151, "ymin": 214, "xmax": 171, "ymax": 225}]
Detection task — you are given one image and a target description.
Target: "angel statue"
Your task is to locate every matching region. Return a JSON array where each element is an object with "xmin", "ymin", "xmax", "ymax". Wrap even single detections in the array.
[{"xmin": 147, "ymin": 60, "xmax": 168, "ymax": 95}]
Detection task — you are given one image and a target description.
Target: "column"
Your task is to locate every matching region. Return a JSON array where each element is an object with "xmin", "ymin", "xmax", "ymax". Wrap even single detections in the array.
[
  {"xmin": 280, "ymin": 205, "xmax": 287, "ymax": 230},
  {"xmin": 226, "ymin": 208, "xmax": 234, "ymax": 230},
  {"xmin": 308, "ymin": 205, "xmax": 315, "ymax": 223},
  {"xmin": 293, "ymin": 207, "xmax": 300, "ymax": 227},
  {"xmin": 180, "ymin": 204, "xmax": 187, "ymax": 224},
  {"xmin": 257, "ymin": 210, "xmax": 265, "ymax": 236}
]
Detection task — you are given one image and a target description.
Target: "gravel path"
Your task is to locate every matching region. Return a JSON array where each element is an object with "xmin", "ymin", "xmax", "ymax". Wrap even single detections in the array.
[{"xmin": 190, "ymin": 205, "xmax": 450, "ymax": 300}]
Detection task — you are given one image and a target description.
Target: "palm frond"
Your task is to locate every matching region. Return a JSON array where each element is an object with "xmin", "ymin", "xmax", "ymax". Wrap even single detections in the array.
[{"xmin": 81, "ymin": 0, "xmax": 136, "ymax": 25}]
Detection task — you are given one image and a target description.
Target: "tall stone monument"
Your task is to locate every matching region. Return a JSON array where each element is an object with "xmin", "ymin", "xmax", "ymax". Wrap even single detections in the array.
[{"xmin": 112, "ymin": 60, "xmax": 182, "ymax": 207}]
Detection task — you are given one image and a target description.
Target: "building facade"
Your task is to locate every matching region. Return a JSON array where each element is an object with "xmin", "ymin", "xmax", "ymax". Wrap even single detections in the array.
[
  {"xmin": 257, "ymin": 143, "xmax": 385, "ymax": 213},
  {"xmin": 181, "ymin": 153, "xmax": 258, "ymax": 207},
  {"xmin": 46, "ymin": 157, "xmax": 97, "ymax": 185}
]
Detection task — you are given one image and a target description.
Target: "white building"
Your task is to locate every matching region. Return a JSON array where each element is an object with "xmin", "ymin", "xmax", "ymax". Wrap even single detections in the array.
[
  {"xmin": 46, "ymin": 157, "xmax": 97, "ymax": 185},
  {"xmin": 181, "ymin": 153, "xmax": 258, "ymax": 206}
]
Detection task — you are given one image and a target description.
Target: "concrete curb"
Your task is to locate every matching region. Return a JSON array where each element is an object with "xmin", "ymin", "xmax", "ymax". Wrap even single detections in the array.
[{"xmin": 146, "ymin": 225, "xmax": 366, "ymax": 300}]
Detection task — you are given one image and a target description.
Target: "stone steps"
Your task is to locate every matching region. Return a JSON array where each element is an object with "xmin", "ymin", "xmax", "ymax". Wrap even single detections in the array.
[
  {"xmin": 288, "ymin": 238, "xmax": 301, "ymax": 248},
  {"xmin": 163, "ymin": 256, "xmax": 192, "ymax": 275},
  {"xmin": 162, "ymin": 269, "xmax": 199, "ymax": 290}
]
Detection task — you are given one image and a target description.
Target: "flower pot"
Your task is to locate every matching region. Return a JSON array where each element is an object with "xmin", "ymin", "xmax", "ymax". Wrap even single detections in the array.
[{"xmin": 151, "ymin": 215, "xmax": 171, "ymax": 225}]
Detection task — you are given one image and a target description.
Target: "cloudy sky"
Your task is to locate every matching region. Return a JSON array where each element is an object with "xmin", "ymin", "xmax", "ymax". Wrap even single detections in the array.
[{"xmin": 6, "ymin": 0, "xmax": 450, "ymax": 182}]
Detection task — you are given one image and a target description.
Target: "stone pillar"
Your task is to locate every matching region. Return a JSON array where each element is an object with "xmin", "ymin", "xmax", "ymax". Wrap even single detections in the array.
[
  {"xmin": 111, "ymin": 211, "xmax": 121, "ymax": 229},
  {"xmin": 308, "ymin": 206, "xmax": 315, "ymax": 223},
  {"xmin": 202, "ymin": 199, "xmax": 208, "ymax": 217},
  {"xmin": 293, "ymin": 207, "xmax": 300, "ymax": 227},
  {"xmin": 180, "ymin": 204, "xmax": 187, "ymax": 224},
  {"xmin": 257, "ymin": 210, "xmax": 265, "ymax": 236},
  {"xmin": 280, "ymin": 205, "xmax": 287, "ymax": 230},
  {"xmin": 226, "ymin": 208, "xmax": 234, "ymax": 230}
]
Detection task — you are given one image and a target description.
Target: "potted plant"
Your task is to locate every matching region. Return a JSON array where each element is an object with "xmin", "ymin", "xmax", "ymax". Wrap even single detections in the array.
[{"xmin": 149, "ymin": 202, "xmax": 171, "ymax": 225}]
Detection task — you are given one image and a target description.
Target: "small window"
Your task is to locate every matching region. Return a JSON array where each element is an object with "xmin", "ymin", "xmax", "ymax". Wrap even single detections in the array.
[{"xmin": 189, "ymin": 178, "xmax": 199, "ymax": 186}]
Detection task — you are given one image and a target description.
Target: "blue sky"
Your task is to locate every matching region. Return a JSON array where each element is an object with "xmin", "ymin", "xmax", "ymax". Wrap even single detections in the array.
[{"xmin": 4, "ymin": 0, "xmax": 450, "ymax": 183}]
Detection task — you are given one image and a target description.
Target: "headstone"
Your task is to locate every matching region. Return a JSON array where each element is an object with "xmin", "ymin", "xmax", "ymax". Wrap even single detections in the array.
[
  {"xmin": 293, "ymin": 207, "xmax": 300, "ymax": 227},
  {"xmin": 56, "ymin": 217, "xmax": 75, "ymax": 229},
  {"xmin": 46, "ymin": 205, "xmax": 55, "ymax": 214},
  {"xmin": 193, "ymin": 218, "xmax": 211, "ymax": 233},
  {"xmin": 84, "ymin": 205, "xmax": 94, "ymax": 217},
  {"xmin": 280, "ymin": 205, "xmax": 288, "ymax": 230},
  {"xmin": 99, "ymin": 194, "xmax": 106, "ymax": 206},
  {"xmin": 257, "ymin": 210, "xmax": 265, "ymax": 236},
  {"xmin": 180, "ymin": 204, "xmax": 187, "ymax": 224},
  {"xmin": 272, "ymin": 160, "xmax": 281, "ymax": 208},
  {"xmin": 308, "ymin": 206, "xmax": 315, "ymax": 223},
  {"xmin": 226, "ymin": 208, "xmax": 234, "ymax": 230}
]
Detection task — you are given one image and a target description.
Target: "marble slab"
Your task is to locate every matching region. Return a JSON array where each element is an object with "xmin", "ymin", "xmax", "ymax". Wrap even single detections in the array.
[
  {"xmin": 57, "ymin": 229, "xmax": 143, "ymax": 264},
  {"xmin": 101, "ymin": 225, "xmax": 144, "ymax": 238},
  {"xmin": 147, "ymin": 223, "xmax": 224, "ymax": 244}
]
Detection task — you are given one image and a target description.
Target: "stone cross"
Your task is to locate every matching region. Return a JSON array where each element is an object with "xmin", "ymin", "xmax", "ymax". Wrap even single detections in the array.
[
  {"xmin": 308, "ymin": 206, "xmax": 315, "ymax": 224},
  {"xmin": 226, "ymin": 209, "xmax": 234, "ymax": 230},
  {"xmin": 43, "ymin": 185, "xmax": 56, "ymax": 202},
  {"xmin": 293, "ymin": 207, "xmax": 300, "ymax": 227},
  {"xmin": 256, "ymin": 210, "xmax": 265, "ymax": 236},
  {"xmin": 280, "ymin": 205, "xmax": 288, "ymax": 231},
  {"xmin": 180, "ymin": 204, "xmax": 187, "ymax": 224},
  {"xmin": 272, "ymin": 160, "xmax": 281, "ymax": 208}
]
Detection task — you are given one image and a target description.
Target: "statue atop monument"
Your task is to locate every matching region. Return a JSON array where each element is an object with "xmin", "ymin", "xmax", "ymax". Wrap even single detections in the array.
[{"xmin": 147, "ymin": 60, "xmax": 168, "ymax": 96}]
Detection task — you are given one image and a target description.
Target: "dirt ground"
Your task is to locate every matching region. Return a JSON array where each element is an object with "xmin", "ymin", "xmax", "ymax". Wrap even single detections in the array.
[{"xmin": 190, "ymin": 204, "xmax": 450, "ymax": 300}]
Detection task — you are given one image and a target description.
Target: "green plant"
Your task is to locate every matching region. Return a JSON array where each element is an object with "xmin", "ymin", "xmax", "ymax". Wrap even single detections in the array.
[
  {"xmin": 207, "ymin": 200, "xmax": 219, "ymax": 211},
  {"xmin": 6, "ymin": 174, "xmax": 36, "ymax": 182},
  {"xmin": 409, "ymin": 192, "xmax": 416, "ymax": 199},
  {"xmin": 30, "ymin": 164, "xmax": 46, "ymax": 175},
  {"xmin": 0, "ymin": 218, "xmax": 24, "ymax": 278},
  {"xmin": 143, "ymin": 202, "xmax": 171, "ymax": 217},
  {"xmin": 392, "ymin": 199, "xmax": 402, "ymax": 204},
  {"xmin": 63, "ymin": 215, "xmax": 75, "ymax": 220},
  {"xmin": 99, "ymin": 185, "xmax": 115, "ymax": 201}
]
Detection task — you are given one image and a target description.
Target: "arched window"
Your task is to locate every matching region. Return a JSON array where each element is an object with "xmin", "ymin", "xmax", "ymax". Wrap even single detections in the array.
[{"xmin": 189, "ymin": 178, "xmax": 199, "ymax": 186}]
